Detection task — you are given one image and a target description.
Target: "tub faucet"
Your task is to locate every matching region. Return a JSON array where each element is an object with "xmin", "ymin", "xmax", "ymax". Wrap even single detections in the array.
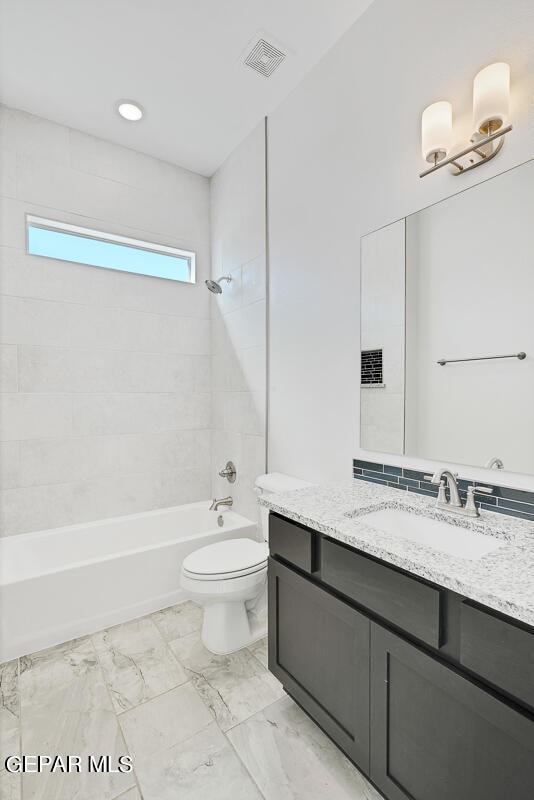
[{"xmin": 209, "ymin": 496, "xmax": 233, "ymax": 511}]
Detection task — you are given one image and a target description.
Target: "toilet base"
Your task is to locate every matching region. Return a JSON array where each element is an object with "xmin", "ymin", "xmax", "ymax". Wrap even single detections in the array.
[{"xmin": 201, "ymin": 589, "xmax": 267, "ymax": 655}]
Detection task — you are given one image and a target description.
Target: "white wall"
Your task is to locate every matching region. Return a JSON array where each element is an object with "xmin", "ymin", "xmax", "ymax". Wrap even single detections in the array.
[
  {"xmin": 0, "ymin": 106, "xmax": 212, "ymax": 536},
  {"xmin": 209, "ymin": 121, "xmax": 267, "ymax": 522},
  {"xmin": 268, "ymin": 0, "xmax": 534, "ymax": 489}
]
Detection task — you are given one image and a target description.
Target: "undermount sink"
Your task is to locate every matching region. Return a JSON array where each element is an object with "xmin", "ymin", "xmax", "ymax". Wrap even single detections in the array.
[{"xmin": 362, "ymin": 508, "xmax": 504, "ymax": 561}]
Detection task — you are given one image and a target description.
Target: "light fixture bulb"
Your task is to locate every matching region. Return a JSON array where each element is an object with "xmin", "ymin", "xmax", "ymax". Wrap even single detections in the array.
[
  {"xmin": 117, "ymin": 101, "xmax": 143, "ymax": 122},
  {"xmin": 473, "ymin": 62, "xmax": 510, "ymax": 135},
  {"xmin": 421, "ymin": 101, "xmax": 453, "ymax": 163}
]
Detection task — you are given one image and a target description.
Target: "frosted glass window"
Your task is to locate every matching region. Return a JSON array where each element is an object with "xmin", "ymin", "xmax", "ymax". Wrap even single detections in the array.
[{"xmin": 26, "ymin": 216, "xmax": 195, "ymax": 283}]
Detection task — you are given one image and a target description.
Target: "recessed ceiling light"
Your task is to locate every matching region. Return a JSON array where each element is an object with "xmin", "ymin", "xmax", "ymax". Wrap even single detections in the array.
[{"xmin": 117, "ymin": 100, "xmax": 143, "ymax": 122}]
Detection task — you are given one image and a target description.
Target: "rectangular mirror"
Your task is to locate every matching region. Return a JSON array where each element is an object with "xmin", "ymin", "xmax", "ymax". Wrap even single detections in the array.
[{"xmin": 360, "ymin": 159, "xmax": 534, "ymax": 475}]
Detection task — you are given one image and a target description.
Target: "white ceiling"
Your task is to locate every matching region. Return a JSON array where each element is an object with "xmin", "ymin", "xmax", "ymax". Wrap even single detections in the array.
[{"xmin": 0, "ymin": 0, "xmax": 374, "ymax": 176}]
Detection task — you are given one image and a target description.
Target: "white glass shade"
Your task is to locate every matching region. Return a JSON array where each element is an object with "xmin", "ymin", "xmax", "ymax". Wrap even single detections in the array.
[
  {"xmin": 421, "ymin": 101, "xmax": 453, "ymax": 163},
  {"xmin": 473, "ymin": 62, "xmax": 510, "ymax": 134}
]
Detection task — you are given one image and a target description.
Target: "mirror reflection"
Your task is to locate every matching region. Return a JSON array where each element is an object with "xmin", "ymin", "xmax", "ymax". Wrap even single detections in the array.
[{"xmin": 360, "ymin": 160, "xmax": 534, "ymax": 475}]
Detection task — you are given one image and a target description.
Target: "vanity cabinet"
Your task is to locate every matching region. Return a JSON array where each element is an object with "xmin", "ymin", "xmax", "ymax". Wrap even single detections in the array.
[
  {"xmin": 268, "ymin": 512, "xmax": 534, "ymax": 800},
  {"xmin": 268, "ymin": 557, "xmax": 370, "ymax": 769},
  {"xmin": 370, "ymin": 624, "xmax": 534, "ymax": 800}
]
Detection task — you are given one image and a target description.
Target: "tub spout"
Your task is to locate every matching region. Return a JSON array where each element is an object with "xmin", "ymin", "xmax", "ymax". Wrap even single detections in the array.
[{"xmin": 209, "ymin": 496, "xmax": 233, "ymax": 511}]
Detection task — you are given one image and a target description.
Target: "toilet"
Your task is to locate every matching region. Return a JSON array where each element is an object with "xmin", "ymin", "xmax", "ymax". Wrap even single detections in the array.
[{"xmin": 180, "ymin": 472, "xmax": 311, "ymax": 654}]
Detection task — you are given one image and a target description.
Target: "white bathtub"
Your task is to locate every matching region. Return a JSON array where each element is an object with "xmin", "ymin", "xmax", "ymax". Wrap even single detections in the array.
[{"xmin": 0, "ymin": 501, "xmax": 258, "ymax": 662}]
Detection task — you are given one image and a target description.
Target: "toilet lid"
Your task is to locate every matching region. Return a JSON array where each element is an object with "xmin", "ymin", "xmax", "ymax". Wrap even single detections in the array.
[{"xmin": 182, "ymin": 538, "xmax": 268, "ymax": 577}]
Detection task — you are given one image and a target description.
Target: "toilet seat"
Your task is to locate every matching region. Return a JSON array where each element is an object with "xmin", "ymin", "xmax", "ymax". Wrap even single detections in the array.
[{"xmin": 182, "ymin": 538, "xmax": 268, "ymax": 582}]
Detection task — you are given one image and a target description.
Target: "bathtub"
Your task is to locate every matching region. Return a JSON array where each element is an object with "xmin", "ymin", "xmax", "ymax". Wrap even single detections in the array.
[{"xmin": 0, "ymin": 501, "xmax": 258, "ymax": 662}]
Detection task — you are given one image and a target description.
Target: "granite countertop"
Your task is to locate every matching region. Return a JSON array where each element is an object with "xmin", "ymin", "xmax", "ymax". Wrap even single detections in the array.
[{"xmin": 259, "ymin": 480, "xmax": 534, "ymax": 628}]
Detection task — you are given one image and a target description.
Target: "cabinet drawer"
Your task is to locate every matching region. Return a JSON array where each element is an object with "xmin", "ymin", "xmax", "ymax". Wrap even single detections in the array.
[
  {"xmin": 269, "ymin": 513, "xmax": 315, "ymax": 573},
  {"xmin": 321, "ymin": 538, "xmax": 442, "ymax": 648},
  {"xmin": 460, "ymin": 602, "xmax": 534, "ymax": 709}
]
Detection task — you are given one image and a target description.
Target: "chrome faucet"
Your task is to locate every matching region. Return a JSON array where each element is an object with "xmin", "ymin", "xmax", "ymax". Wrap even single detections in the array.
[
  {"xmin": 209, "ymin": 496, "xmax": 233, "ymax": 511},
  {"xmin": 424, "ymin": 468, "xmax": 493, "ymax": 518}
]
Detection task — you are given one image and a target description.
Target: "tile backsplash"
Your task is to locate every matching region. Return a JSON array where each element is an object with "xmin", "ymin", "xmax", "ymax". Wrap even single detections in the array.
[{"xmin": 353, "ymin": 459, "xmax": 534, "ymax": 522}]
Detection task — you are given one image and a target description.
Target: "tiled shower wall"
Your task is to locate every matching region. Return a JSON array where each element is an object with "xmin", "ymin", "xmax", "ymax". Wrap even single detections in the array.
[
  {"xmin": 0, "ymin": 106, "xmax": 212, "ymax": 536},
  {"xmin": 209, "ymin": 121, "xmax": 267, "ymax": 522}
]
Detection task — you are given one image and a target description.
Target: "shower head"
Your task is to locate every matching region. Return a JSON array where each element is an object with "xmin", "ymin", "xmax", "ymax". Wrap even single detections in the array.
[{"xmin": 205, "ymin": 275, "xmax": 232, "ymax": 294}]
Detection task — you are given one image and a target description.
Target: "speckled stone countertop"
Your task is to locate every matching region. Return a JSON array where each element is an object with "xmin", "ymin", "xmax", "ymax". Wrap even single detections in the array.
[{"xmin": 259, "ymin": 480, "xmax": 534, "ymax": 628}]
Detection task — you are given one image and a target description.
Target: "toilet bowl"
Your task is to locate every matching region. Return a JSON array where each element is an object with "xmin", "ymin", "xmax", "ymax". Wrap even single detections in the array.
[{"xmin": 180, "ymin": 473, "xmax": 311, "ymax": 654}]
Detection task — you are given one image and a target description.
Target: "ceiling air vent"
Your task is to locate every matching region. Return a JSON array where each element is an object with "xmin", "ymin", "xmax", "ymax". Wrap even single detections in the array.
[{"xmin": 244, "ymin": 38, "xmax": 286, "ymax": 78}]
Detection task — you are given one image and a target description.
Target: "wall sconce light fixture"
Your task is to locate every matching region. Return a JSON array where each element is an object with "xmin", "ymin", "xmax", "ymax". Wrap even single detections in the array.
[{"xmin": 420, "ymin": 62, "xmax": 512, "ymax": 178}]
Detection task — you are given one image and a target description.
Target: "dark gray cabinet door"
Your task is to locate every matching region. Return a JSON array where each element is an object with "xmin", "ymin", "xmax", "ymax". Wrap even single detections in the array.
[
  {"xmin": 370, "ymin": 623, "xmax": 534, "ymax": 800},
  {"xmin": 268, "ymin": 557, "xmax": 370, "ymax": 770}
]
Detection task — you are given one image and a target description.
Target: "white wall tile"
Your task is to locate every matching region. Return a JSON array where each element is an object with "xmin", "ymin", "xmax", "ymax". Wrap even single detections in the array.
[
  {"xmin": 157, "ymin": 467, "xmax": 211, "ymax": 508},
  {"xmin": 69, "ymin": 304, "xmax": 122, "ymax": 350},
  {"xmin": 1, "ymin": 483, "xmax": 75, "ymax": 536},
  {"xmin": 242, "ymin": 254, "xmax": 266, "ymax": 306},
  {"xmin": 209, "ymin": 123, "xmax": 266, "ymax": 518},
  {"xmin": 17, "ymin": 436, "xmax": 121, "ymax": 486},
  {"xmin": 215, "ymin": 266, "xmax": 243, "ymax": 316},
  {"xmin": 72, "ymin": 392, "xmax": 210, "ymax": 437},
  {"xmin": 238, "ymin": 346, "xmax": 266, "ymax": 396},
  {"xmin": 158, "ymin": 315, "xmax": 211, "ymax": 356},
  {"xmin": 0, "ymin": 198, "xmax": 33, "ymax": 249},
  {"xmin": 0, "ymin": 148, "xmax": 17, "ymax": 199},
  {"xmin": 119, "ymin": 429, "xmax": 211, "ymax": 475},
  {"xmin": 0, "ymin": 344, "xmax": 17, "ymax": 391},
  {"xmin": 222, "ymin": 301, "xmax": 266, "ymax": 351},
  {"xmin": 210, "ymin": 121, "xmax": 266, "ymax": 270},
  {"xmin": 111, "ymin": 351, "xmax": 193, "ymax": 393},
  {"xmin": 115, "ymin": 271, "xmax": 210, "ymax": 318},
  {"xmin": 241, "ymin": 392, "xmax": 265, "ymax": 437},
  {"xmin": 16, "ymin": 154, "xmax": 123, "ymax": 226},
  {"xmin": 193, "ymin": 356, "xmax": 210, "ymax": 394},
  {"xmin": 0, "ymin": 295, "xmax": 72, "ymax": 347},
  {"xmin": 0, "ymin": 105, "xmax": 70, "ymax": 165},
  {"xmin": 0, "ymin": 394, "xmax": 72, "ymax": 440},
  {"xmin": 18, "ymin": 346, "xmax": 114, "ymax": 393},
  {"xmin": 1, "ymin": 247, "xmax": 80, "ymax": 303},
  {"xmin": 0, "ymin": 441, "xmax": 20, "ymax": 489},
  {"xmin": 0, "ymin": 107, "xmax": 212, "ymax": 534},
  {"xmin": 117, "ymin": 309, "xmax": 165, "ymax": 353},
  {"xmin": 61, "ymin": 261, "xmax": 121, "ymax": 307}
]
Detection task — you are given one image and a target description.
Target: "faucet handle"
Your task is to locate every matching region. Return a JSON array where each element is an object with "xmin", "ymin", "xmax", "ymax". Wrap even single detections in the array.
[
  {"xmin": 465, "ymin": 484, "xmax": 493, "ymax": 516},
  {"xmin": 469, "ymin": 485, "xmax": 494, "ymax": 495},
  {"xmin": 218, "ymin": 461, "xmax": 237, "ymax": 483}
]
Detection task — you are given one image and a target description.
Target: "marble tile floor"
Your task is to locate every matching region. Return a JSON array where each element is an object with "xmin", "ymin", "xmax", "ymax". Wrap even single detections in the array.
[{"xmin": 0, "ymin": 600, "xmax": 384, "ymax": 800}]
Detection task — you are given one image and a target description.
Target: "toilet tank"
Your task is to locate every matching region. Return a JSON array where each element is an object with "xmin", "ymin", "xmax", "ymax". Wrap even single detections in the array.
[{"xmin": 255, "ymin": 473, "xmax": 312, "ymax": 541}]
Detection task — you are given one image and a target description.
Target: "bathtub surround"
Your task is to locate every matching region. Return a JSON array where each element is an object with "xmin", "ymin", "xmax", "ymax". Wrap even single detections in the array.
[
  {"xmin": 0, "ymin": 602, "xmax": 383, "ymax": 800},
  {"xmin": 0, "ymin": 106, "xmax": 212, "ymax": 536},
  {"xmin": 210, "ymin": 120, "xmax": 267, "ymax": 523},
  {"xmin": 353, "ymin": 459, "xmax": 534, "ymax": 522}
]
